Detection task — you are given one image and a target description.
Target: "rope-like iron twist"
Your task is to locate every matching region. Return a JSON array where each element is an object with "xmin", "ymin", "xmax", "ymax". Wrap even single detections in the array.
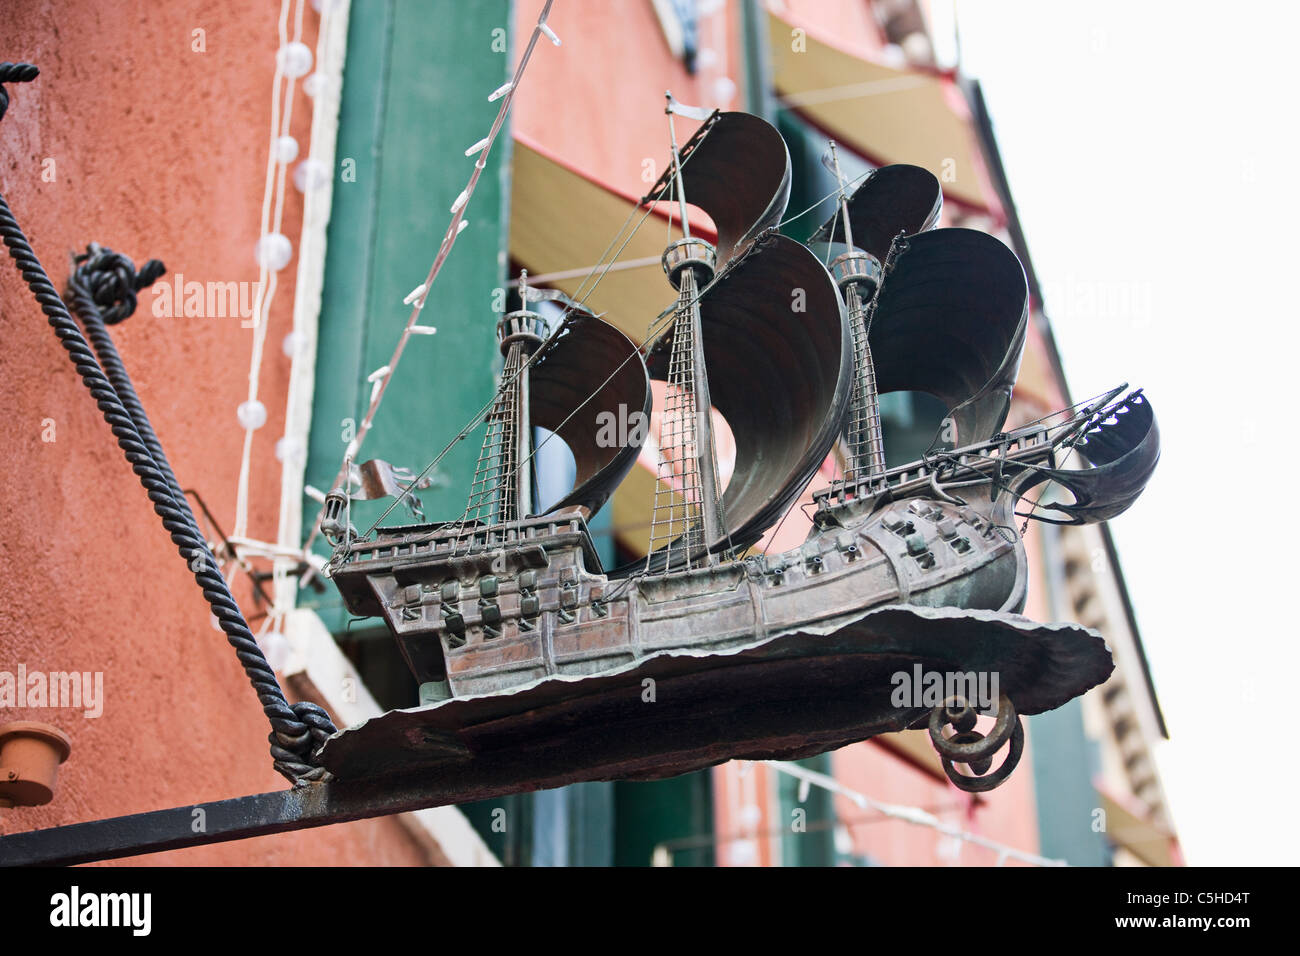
[{"xmin": 1, "ymin": 62, "xmax": 336, "ymax": 784}]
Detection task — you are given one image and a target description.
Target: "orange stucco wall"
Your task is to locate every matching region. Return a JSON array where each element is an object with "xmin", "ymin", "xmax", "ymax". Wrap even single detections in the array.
[{"xmin": 1, "ymin": 0, "xmax": 426, "ymax": 864}]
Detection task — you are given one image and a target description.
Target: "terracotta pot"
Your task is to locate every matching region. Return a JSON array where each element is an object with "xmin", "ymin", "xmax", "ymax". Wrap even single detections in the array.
[{"xmin": 0, "ymin": 722, "xmax": 72, "ymax": 808}]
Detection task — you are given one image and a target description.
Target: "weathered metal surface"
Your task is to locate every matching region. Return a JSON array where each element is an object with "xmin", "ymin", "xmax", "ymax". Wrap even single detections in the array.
[
  {"xmin": 642, "ymin": 110, "xmax": 791, "ymax": 266},
  {"xmin": 1009, "ymin": 390, "xmax": 1160, "ymax": 525},
  {"xmin": 927, "ymin": 693, "xmax": 1025, "ymax": 793},
  {"xmin": 810, "ymin": 162, "xmax": 943, "ymax": 260},
  {"xmin": 331, "ymin": 446, "xmax": 1025, "ymax": 694},
  {"xmin": 527, "ymin": 307, "xmax": 651, "ymax": 516},
  {"xmin": 313, "ymin": 110, "xmax": 1160, "ymax": 800},
  {"xmin": 868, "ymin": 227, "xmax": 1029, "ymax": 446},
  {"xmin": 318, "ymin": 604, "xmax": 1112, "ymax": 782},
  {"xmin": 639, "ymin": 232, "xmax": 853, "ymax": 564}
]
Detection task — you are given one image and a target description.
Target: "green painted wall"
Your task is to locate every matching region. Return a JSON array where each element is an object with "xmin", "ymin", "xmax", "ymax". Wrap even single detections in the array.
[
  {"xmin": 303, "ymin": 0, "xmax": 511, "ymax": 631},
  {"xmin": 308, "ymin": 2, "xmax": 628, "ymax": 867},
  {"xmin": 777, "ymin": 755, "xmax": 836, "ymax": 866},
  {"xmin": 1030, "ymin": 700, "xmax": 1111, "ymax": 866},
  {"xmin": 614, "ymin": 773, "xmax": 715, "ymax": 867}
]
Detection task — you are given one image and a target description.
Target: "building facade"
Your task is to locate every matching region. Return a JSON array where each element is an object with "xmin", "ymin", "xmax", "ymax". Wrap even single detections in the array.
[{"xmin": 0, "ymin": 0, "xmax": 1176, "ymax": 866}]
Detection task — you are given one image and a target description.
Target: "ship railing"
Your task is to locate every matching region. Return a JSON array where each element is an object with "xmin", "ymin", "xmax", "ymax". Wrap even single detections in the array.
[
  {"xmin": 337, "ymin": 511, "xmax": 603, "ymax": 573},
  {"xmin": 814, "ymin": 422, "xmax": 1057, "ymax": 509}
]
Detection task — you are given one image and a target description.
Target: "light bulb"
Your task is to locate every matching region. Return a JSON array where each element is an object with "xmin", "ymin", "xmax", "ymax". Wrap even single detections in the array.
[
  {"xmin": 273, "ymin": 135, "xmax": 299, "ymax": 164},
  {"xmin": 255, "ymin": 233, "xmax": 293, "ymax": 271},
  {"xmin": 277, "ymin": 41, "xmax": 313, "ymax": 79},
  {"xmin": 238, "ymin": 399, "xmax": 268, "ymax": 430},
  {"xmin": 712, "ymin": 76, "xmax": 737, "ymax": 106},
  {"xmin": 282, "ymin": 330, "xmax": 304, "ymax": 358},
  {"xmin": 275, "ymin": 436, "xmax": 305, "ymax": 464},
  {"xmin": 293, "ymin": 157, "xmax": 330, "ymax": 192}
]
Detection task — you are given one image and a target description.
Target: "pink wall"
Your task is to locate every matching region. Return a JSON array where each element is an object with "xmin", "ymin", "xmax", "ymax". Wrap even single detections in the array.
[
  {"xmin": 514, "ymin": 0, "xmax": 744, "ymax": 196},
  {"xmin": 0, "ymin": 0, "xmax": 426, "ymax": 864},
  {"xmin": 832, "ymin": 739, "xmax": 1041, "ymax": 866}
]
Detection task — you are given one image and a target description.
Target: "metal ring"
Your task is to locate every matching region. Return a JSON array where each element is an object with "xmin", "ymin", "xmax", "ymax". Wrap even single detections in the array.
[
  {"xmin": 940, "ymin": 717, "xmax": 1024, "ymax": 793},
  {"xmin": 928, "ymin": 693, "xmax": 1017, "ymax": 762},
  {"xmin": 942, "ymin": 696, "xmax": 978, "ymax": 733}
]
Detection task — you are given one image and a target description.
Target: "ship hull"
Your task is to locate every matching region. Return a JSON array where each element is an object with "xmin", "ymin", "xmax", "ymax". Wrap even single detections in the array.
[
  {"xmin": 331, "ymin": 491, "xmax": 1027, "ymax": 696},
  {"xmin": 322, "ymin": 487, "xmax": 1112, "ymax": 782},
  {"xmin": 318, "ymin": 603, "xmax": 1111, "ymax": 782}
]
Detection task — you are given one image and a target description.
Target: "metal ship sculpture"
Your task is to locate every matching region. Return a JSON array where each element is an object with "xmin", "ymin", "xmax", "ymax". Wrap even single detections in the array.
[{"xmin": 317, "ymin": 106, "xmax": 1160, "ymax": 793}]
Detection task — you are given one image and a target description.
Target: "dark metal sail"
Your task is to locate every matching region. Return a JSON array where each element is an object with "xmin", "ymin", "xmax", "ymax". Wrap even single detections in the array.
[
  {"xmin": 530, "ymin": 308, "xmax": 651, "ymax": 517},
  {"xmin": 809, "ymin": 163, "xmax": 943, "ymax": 259},
  {"xmin": 1011, "ymin": 390, "xmax": 1160, "ymax": 525},
  {"xmin": 869, "ymin": 227, "xmax": 1028, "ymax": 445},
  {"xmin": 643, "ymin": 232, "xmax": 852, "ymax": 560},
  {"xmin": 642, "ymin": 110, "xmax": 791, "ymax": 267}
]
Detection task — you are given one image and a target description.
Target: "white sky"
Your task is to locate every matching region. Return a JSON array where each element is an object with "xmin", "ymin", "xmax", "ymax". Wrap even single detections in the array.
[{"xmin": 956, "ymin": 1, "xmax": 1300, "ymax": 865}]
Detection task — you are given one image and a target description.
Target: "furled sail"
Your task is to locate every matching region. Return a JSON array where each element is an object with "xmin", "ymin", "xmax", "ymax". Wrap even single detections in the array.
[
  {"xmin": 1012, "ymin": 390, "xmax": 1160, "ymax": 525},
  {"xmin": 530, "ymin": 307, "xmax": 651, "ymax": 516},
  {"xmin": 643, "ymin": 232, "xmax": 852, "ymax": 559},
  {"xmin": 642, "ymin": 110, "xmax": 791, "ymax": 267},
  {"xmin": 868, "ymin": 227, "xmax": 1028, "ymax": 445},
  {"xmin": 809, "ymin": 163, "xmax": 943, "ymax": 259}
]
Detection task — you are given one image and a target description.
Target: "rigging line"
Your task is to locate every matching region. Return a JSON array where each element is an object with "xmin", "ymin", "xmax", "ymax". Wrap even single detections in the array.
[
  {"xmin": 1002, "ymin": 386, "xmax": 1128, "ymax": 437},
  {"xmin": 356, "ymin": 296, "xmax": 654, "ymax": 540},
  {"xmin": 447, "ymin": 303, "xmax": 687, "ymax": 533},
  {"xmin": 777, "ymin": 167, "xmax": 872, "ymax": 231},
  {"xmin": 357, "ymin": 187, "xmax": 693, "ymax": 541},
  {"xmin": 556, "ymin": 166, "xmax": 676, "ymax": 309},
  {"xmin": 332, "ymin": 171, "xmax": 676, "ymax": 545},
  {"xmin": 822, "ymin": 199, "xmax": 839, "ymax": 267},
  {"xmin": 305, "ymin": 0, "xmax": 559, "ymax": 551},
  {"xmin": 357, "ymin": 266, "xmax": 688, "ymax": 540},
  {"xmin": 922, "ymin": 383, "xmax": 1126, "ymax": 468},
  {"xmin": 555, "ymin": 176, "xmax": 674, "ymax": 319},
  {"xmin": 506, "ymin": 255, "xmax": 661, "ymax": 288}
]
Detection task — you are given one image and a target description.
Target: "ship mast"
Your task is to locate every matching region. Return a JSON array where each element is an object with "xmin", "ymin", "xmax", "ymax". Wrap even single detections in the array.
[
  {"xmin": 651, "ymin": 92, "xmax": 726, "ymax": 565},
  {"xmin": 827, "ymin": 141, "xmax": 888, "ymax": 483},
  {"xmin": 465, "ymin": 270, "xmax": 546, "ymax": 524}
]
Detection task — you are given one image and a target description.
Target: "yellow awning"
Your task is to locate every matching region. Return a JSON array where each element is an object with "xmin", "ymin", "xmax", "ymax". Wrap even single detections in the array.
[
  {"xmin": 767, "ymin": 9, "xmax": 994, "ymax": 211},
  {"xmin": 1097, "ymin": 787, "xmax": 1180, "ymax": 867},
  {"xmin": 509, "ymin": 135, "xmax": 708, "ymax": 348},
  {"xmin": 510, "ymin": 138, "xmax": 712, "ymax": 557}
]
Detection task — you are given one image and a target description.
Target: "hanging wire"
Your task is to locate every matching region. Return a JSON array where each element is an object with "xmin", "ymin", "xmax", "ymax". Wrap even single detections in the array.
[
  {"xmin": 304, "ymin": 0, "xmax": 561, "ymax": 552},
  {"xmin": 762, "ymin": 760, "xmax": 1067, "ymax": 867},
  {"xmin": 353, "ymin": 176, "xmax": 679, "ymax": 540}
]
